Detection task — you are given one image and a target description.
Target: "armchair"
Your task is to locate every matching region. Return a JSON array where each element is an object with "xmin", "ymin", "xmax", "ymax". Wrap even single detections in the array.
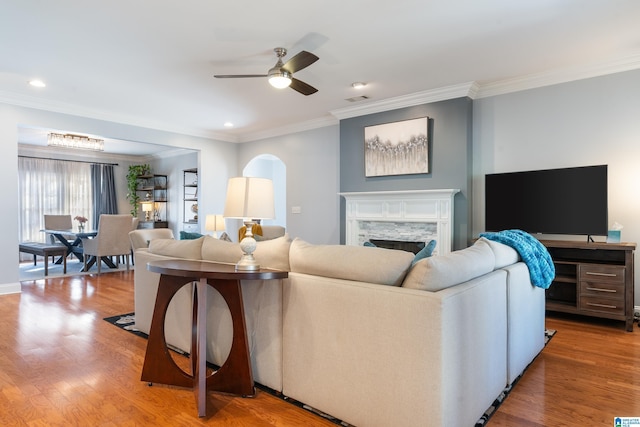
[{"xmin": 82, "ymin": 214, "xmax": 134, "ymax": 274}]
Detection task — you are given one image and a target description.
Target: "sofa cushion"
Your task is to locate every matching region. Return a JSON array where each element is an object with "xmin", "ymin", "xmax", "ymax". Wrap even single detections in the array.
[
  {"xmin": 402, "ymin": 239, "xmax": 496, "ymax": 291},
  {"xmin": 201, "ymin": 234, "xmax": 291, "ymax": 271},
  {"xmin": 289, "ymin": 238, "xmax": 414, "ymax": 286},
  {"xmin": 479, "ymin": 237, "xmax": 520, "ymax": 269},
  {"xmin": 148, "ymin": 236, "xmax": 204, "ymax": 260}
]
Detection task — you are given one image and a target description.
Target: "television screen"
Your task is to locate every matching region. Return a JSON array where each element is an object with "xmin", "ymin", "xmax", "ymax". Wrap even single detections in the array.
[{"xmin": 485, "ymin": 165, "xmax": 608, "ymax": 236}]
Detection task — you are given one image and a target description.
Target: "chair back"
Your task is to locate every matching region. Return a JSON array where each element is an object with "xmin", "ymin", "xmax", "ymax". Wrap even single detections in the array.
[
  {"xmin": 129, "ymin": 228, "xmax": 175, "ymax": 251},
  {"xmin": 255, "ymin": 225, "xmax": 286, "ymax": 241},
  {"xmin": 95, "ymin": 214, "xmax": 135, "ymax": 256},
  {"xmin": 44, "ymin": 214, "xmax": 72, "ymax": 230}
]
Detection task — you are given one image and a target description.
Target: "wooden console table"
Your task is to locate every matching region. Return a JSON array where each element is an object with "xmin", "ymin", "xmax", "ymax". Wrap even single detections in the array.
[
  {"xmin": 542, "ymin": 240, "xmax": 636, "ymax": 331},
  {"xmin": 141, "ymin": 259, "xmax": 288, "ymax": 417}
]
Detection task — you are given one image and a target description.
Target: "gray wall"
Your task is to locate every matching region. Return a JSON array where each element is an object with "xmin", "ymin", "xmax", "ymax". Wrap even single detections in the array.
[
  {"xmin": 237, "ymin": 125, "xmax": 340, "ymax": 244},
  {"xmin": 472, "ymin": 68, "xmax": 640, "ymax": 304},
  {"xmin": 152, "ymin": 151, "xmax": 199, "ymax": 237},
  {"xmin": 339, "ymin": 97, "xmax": 473, "ymax": 250}
]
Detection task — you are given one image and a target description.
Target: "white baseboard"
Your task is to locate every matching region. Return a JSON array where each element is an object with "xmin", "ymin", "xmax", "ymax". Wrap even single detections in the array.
[{"xmin": 0, "ymin": 282, "xmax": 21, "ymax": 295}]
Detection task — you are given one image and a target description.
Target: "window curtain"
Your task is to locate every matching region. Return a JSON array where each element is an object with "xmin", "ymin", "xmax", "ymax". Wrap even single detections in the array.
[
  {"xmin": 18, "ymin": 157, "xmax": 93, "ymax": 245},
  {"xmin": 90, "ymin": 164, "xmax": 118, "ymax": 229}
]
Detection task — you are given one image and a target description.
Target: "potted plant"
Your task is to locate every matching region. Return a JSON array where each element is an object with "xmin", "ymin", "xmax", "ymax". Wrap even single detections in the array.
[{"xmin": 126, "ymin": 164, "xmax": 151, "ymax": 216}]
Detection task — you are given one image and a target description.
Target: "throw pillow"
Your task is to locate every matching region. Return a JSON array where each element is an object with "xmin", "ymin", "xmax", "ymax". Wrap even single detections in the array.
[
  {"xmin": 201, "ymin": 234, "xmax": 292, "ymax": 271},
  {"xmin": 149, "ymin": 236, "xmax": 205, "ymax": 260},
  {"xmin": 219, "ymin": 232, "xmax": 232, "ymax": 242},
  {"xmin": 411, "ymin": 239, "xmax": 437, "ymax": 266},
  {"xmin": 289, "ymin": 238, "xmax": 414, "ymax": 286},
  {"xmin": 402, "ymin": 239, "xmax": 496, "ymax": 292},
  {"xmin": 180, "ymin": 231, "xmax": 204, "ymax": 240},
  {"xmin": 363, "ymin": 241, "xmax": 376, "ymax": 247}
]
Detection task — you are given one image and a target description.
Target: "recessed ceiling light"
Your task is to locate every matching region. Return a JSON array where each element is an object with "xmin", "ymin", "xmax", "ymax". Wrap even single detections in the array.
[
  {"xmin": 224, "ymin": 122, "xmax": 234, "ymax": 128},
  {"xmin": 351, "ymin": 82, "xmax": 367, "ymax": 89},
  {"xmin": 29, "ymin": 79, "xmax": 46, "ymax": 88}
]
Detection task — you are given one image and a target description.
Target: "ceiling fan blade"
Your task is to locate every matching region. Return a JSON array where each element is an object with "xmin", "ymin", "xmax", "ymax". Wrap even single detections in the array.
[
  {"xmin": 214, "ymin": 74, "xmax": 267, "ymax": 78},
  {"xmin": 290, "ymin": 78, "xmax": 318, "ymax": 96},
  {"xmin": 282, "ymin": 51, "xmax": 319, "ymax": 74}
]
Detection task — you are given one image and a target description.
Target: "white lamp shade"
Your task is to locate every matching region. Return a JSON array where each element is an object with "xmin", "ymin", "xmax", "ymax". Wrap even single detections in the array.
[
  {"xmin": 142, "ymin": 202, "xmax": 153, "ymax": 212},
  {"xmin": 205, "ymin": 214, "xmax": 226, "ymax": 232},
  {"xmin": 223, "ymin": 177, "xmax": 275, "ymax": 220}
]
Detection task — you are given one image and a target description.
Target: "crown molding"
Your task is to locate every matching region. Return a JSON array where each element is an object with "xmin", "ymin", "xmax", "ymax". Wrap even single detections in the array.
[
  {"xmin": 330, "ymin": 82, "xmax": 476, "ymax": 120},
  {"xmin": 474, "ymin": 52, "xmax": 640, "ymax": 99},
  {"xmin": 0, "ymin": 90, "xmax": 237, "ymax": 143},
  {"xmin": 4, "ymin": 53, "xmax": 640, "ymax": 144},
  {"xmin": 17, "ymin": 142, "xmax": 175, "ymax": 163},
  {"xmin": 237, "ymin": 115, "xmax": 339, "ymax": 143}
]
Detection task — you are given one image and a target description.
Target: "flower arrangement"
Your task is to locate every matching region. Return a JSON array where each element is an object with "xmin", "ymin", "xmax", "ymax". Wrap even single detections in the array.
[{"xmin": 74, "ymin": 216, "xmax": 88, "ymax": 232}]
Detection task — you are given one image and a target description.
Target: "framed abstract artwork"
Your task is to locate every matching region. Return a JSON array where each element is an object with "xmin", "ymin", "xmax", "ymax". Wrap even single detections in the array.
[{"xmin": 364, "ymin": 117, "xmax": 430, "ymax": 177}]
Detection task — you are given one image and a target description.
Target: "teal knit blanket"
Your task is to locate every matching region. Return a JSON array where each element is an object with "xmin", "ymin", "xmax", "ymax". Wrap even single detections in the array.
[{"xmin": 479, "ymin": 229, "xmax": 555, "ymax": 289}]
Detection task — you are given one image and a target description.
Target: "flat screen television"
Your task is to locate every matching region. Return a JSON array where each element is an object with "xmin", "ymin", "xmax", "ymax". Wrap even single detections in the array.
[{"xmin": 485, "ymin": 165, "xmax": 608, "ymax": 237}]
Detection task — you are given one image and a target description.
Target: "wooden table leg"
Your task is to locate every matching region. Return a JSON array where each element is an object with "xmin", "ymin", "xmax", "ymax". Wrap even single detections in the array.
[
  {"xmin": 141, "ymin": 274, "xmax": 255, "ymax": 418},
  {"xmin": 205, "ymin": 278, "xmax": 255, "ymax": 397},
  {"xmin": 44, "ymin": 253, "xmax": 49, "ymax": 276},
  {"xmin": 141, "ymin": 275, "xmax": 194, "ymax": 388},
  {"xmin": 194, "ymin": 278, "xmax": 207, "ymax": 417}
]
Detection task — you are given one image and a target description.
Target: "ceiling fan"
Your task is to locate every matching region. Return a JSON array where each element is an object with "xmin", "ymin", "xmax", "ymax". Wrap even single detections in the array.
[{"xmin": 214, "ymin": 47, "xmax": 319, "ymax": 95}]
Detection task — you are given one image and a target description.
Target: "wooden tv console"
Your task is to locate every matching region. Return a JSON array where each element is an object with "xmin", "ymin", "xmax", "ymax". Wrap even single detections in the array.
[{"xmin": 541, "ymin": 240, "xmax": 636, "ymax": 331}]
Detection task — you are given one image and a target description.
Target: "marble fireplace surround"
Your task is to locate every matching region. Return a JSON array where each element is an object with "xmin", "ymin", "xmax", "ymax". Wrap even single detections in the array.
[{"xmin": 340, "ymin": 189, "xmax": 460, "ymax": 255}]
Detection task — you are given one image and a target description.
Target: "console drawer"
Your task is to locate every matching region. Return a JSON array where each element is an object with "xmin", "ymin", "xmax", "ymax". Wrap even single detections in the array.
[
  {"xmin": 579, "ymin": 295, "xmax": 625, "ymax": 315},
  {"xmin": 579, "ymin": 264, "xmax": 625, "ymax": 284},
  {"xmin": 580, "ymin": 280, "xmax": 625, "ymax": 298}
]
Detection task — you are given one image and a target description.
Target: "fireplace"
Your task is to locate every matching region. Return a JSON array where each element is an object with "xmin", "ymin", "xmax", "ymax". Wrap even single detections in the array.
[
  {"xmin": 340, "ymin": 189, "xmax": 459, "ymax": 255},
  {"xmin": 370, "ymin": 239, "xmax": 425, "ymax": 254}
]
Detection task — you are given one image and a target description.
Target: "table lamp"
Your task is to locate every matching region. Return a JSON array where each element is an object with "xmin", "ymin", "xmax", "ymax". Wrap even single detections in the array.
[
  {"xmin": 223, "ymin": 177, "xmax": 275, "ymax": 271},
  {"xmin": 142, "ymin": 202, "xmax": 153, "ymax": 221},
  {"xmin": 205, "ymin": 214, "xmax": 226, "ymax": 238}
]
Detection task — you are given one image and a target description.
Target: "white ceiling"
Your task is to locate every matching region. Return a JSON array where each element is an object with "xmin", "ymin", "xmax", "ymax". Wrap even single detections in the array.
[{"xmin": 2, "ymin": 1, "xmax": 640, "ymax": 153}]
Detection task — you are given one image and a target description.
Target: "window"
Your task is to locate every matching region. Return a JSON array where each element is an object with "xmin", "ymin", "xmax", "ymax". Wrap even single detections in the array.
[{"xmin": 18, "ymin": 157, "xmax": 94, "ymax": 244}]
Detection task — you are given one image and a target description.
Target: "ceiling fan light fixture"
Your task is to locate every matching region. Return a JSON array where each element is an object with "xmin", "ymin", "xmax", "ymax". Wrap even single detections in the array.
[{"xmin": 268, "ymin": 69, "xmax": 292, "ymax": 89}]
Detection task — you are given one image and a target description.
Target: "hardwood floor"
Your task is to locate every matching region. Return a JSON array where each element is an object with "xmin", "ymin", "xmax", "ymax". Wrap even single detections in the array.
[
  {"xmin": 2, "ymin": 271, "xmax": 640, "ymax": 426},
  {"xmin": 1, "ymin": 271, "xmax": 335, "ymax": 426},
  {"xmin": 491, "ymin": 313, "xmax": 640, "ymax": 426}
]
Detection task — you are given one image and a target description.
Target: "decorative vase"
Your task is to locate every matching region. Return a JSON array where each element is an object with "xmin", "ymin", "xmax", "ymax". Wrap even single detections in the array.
[{"xmin": 78, "ymin": 224, "xmax": 85, "ymax": 233}]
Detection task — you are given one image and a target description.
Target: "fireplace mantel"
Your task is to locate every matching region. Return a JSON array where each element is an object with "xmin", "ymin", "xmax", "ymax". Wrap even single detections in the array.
[{"xmin": 340, "ymin": 189, "xmax": 460, "ymax": 255}]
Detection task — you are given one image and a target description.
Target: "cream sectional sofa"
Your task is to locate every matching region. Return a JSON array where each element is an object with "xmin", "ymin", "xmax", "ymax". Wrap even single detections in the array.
[{"xmin": 132, "ymin": 233, "xmax": 545, "ymax": 427}]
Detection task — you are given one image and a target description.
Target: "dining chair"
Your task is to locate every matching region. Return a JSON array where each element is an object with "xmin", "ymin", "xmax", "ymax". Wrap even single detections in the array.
[
  {"xmin": 81, "ymin": 214, "xmax": 134, "ymax": 274},
  {"xmin": 43, "ymin": 214, "xmax": 73, "ymax": 244}
]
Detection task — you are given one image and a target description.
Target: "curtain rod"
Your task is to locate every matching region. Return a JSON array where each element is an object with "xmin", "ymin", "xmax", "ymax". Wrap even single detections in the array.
[{"xmin": 18, "ymin": 155, "xmax": 119, "ymax": 167}]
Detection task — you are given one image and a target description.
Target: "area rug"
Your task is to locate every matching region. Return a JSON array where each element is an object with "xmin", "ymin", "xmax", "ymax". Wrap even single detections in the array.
[
  {"xmin": 475, "ymin": 329, "xmax": 556, "ymax": 426},
  {"xmin": 20, "ymin": 258, "xmax": 131, "ymax": 281},
  {"xmin": 104, "ymin": 312, "xmax": 351, "ymax": 425},
  {"xmin": 105, "ymin": 312, "xmax": 556, "ymax": 426}
]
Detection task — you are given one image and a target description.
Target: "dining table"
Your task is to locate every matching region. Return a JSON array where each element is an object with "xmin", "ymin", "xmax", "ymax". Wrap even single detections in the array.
[{"xmin": 41, "ymin": 228, "xmax": 117, "ymax": 272}]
